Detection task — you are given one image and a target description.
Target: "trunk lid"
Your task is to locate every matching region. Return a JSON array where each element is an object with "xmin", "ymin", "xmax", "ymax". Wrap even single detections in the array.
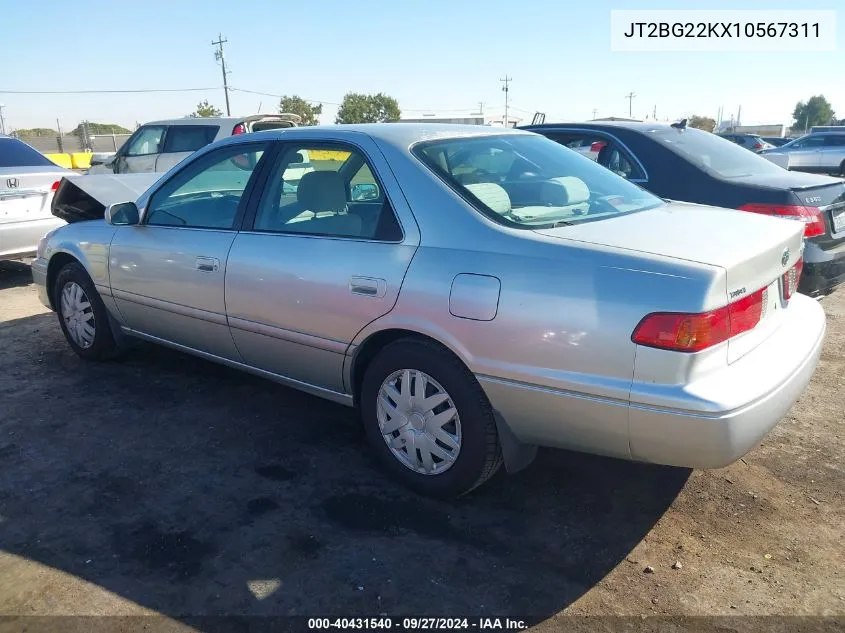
[
  {"xmin": 244, "ymin": 113, "xmax": 301, "ymax": 132},
  {"xmin": 535, "ymin": 201, "xmax": 805, "ymax": 306},
  {"xmin": 0, "ymin": 166, "xmax": 70, "ymax": 223}
]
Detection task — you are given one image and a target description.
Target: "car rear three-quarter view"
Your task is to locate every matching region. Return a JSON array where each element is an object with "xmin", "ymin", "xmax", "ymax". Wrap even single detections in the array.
[{"xmin": 33, "ymin": 125, "xmax": 826, "ymax": 498}]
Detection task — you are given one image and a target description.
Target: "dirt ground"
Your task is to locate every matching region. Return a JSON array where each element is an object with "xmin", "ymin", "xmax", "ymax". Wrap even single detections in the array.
[{"xmin": 0, "ymin": 259, "xmax": 843, "ymax": 631}]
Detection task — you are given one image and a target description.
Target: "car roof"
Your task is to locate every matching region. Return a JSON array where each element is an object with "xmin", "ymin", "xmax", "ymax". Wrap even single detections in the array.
[
  {"xmin": 213, "ymin": 123, "xmax": 531, "ymax": 150},
  {"xmin": 143, "ymin": 115, "xmax": 295, "ymax": 127}
]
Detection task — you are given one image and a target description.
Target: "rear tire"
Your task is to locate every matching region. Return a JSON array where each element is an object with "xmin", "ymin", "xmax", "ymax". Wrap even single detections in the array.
[
  {"xmin": 360, "ymin": 338, "xmax": 503, "ymax": 498},
  {"xmin": 839, "ymin": 160, "xmax": 845, "ymax": 177},
  {"xmin": 54, "ymin": 262, "xmax": 119, "ymax": 361}
]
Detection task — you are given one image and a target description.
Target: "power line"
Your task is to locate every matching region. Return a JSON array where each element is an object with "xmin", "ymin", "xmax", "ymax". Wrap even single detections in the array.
[
  {"xmin": 0, "ymin": 87, "xmax": 218, "ymax": 94},
  {"xmin": 211, "ymin": 33, "xmax": 231, "ymax": 116}
]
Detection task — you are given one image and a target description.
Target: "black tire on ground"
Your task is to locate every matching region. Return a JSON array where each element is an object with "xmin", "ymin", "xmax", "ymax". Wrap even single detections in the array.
[
  {"xmin": 54, "ymin": 261, "xmax": 119, "ymax": 361},
  {"xmin": 840, "ymin": 160, "xmax": 845, "ymax": 177},
  {"xmin": 360, "ymin": 338, "xmax": 503, "ymax": 498}
]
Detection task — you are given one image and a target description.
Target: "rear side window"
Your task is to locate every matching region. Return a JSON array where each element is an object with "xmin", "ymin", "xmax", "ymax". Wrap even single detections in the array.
[
  {"xmin": 823, "ymin": 135, "xmax": 845, "ymax": 147},
  {"xmin": 162, "ymin": 125, "xmax": 219, "ymax": 153},
  {"xmin": 0, "ymin": 138, "xmax": 54, "ymax": 168}
]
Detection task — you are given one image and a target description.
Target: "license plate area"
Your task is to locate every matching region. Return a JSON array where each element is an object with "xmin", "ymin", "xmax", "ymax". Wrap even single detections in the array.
[
  {"xmin": 0, "ymin": 195, "xmax": 44, "ymax": 224},
  {"xmin": 832, "ymin": 207, "xmax": 845, "ymax": 234}
]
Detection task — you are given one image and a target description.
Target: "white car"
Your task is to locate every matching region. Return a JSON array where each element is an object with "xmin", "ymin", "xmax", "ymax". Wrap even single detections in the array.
[
  {"xmin": 0, "ymin": 136, "xmax": 74, "ymax": 260},
  {"xmin": 88, "ymin": 114, "xmax": 301, "ymax": 175}
]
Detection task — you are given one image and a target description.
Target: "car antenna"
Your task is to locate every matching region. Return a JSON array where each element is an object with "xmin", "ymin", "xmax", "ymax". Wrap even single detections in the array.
[{"xmin": 671, "ymin": 118, "xmax": 688, "ymax": 130}]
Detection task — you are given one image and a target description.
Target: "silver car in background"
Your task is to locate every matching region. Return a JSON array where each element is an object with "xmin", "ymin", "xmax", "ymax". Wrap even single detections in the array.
[
  {"xmin": 34, "ymin": 125, "xmax": 825, "ymax": 497},
  {"xmin": 760, "ymin": 131, "xmax": 845, "ymax": 175},
  {"xmin": 0, "ymin": 136, "xmax": 73, "ymax": 260}
]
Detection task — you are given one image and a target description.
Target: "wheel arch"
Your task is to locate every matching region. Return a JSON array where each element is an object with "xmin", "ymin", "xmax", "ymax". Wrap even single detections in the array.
[{"xmin": 46, "ymin": 251, "xmax": 82, "ymax": 309}]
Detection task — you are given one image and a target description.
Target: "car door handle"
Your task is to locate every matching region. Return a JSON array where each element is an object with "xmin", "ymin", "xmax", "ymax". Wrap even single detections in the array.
[
  {"xmin": 196, "ymin": 256, "xmax": 220, "ymax": 273},
  {"xmin": 349, "ymin": 276, "xmax": 386, "ymax": 298}
]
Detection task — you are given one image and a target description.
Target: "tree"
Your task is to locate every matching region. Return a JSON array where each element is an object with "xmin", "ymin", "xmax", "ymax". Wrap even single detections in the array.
[
  {"xmin": 792, "ymin": 96, "xmax": 836, "ymax": 131},
  {"xmin": 335, "ymin": 92, "xmax": 401, "ymax": 124},
  {"xmin": 14, "ymin": 128, "xmax": 58, "ymax": 137},
  {"xmin": 688, "ymin": 115, "xmax": 716, "ymax": 132},
  {"xmin": 189, "ymin": 100, "xmax": 223, "ymax": 118},
  {"xmin": 70, "ymin": 122, "xmax": 131, "ymax": 136},
  {"xmin": 278, "ymin": 95, "xmax": 323, "ymax": 126}
]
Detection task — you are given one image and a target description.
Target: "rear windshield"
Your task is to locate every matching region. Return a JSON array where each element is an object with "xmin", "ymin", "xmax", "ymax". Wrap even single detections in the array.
[
  {"xmin": 647, "ymin": 127, "xmax": 784, "ymax": 179},
  {"xmin": 412, "ymin": 134, "xmax": 663, "ymax": 229},
  {"xmin": 251, "ymin": 121, "xmax": 295, "ymax": 132},
  {"xmin": 0, "ymin": 137, "xmax": 54, "ymax": 168}
]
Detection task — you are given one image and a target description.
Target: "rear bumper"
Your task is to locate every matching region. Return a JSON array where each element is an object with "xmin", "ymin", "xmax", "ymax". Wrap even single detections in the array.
[
  {"xmin": 800, "ymin": 240, "xmax": 845, "ymax": 297},
  {"xmin": 478, "ymin": 294, "xmax": 826, "ymax": 469},
  {"xmin": 31, "ymin": 257, "xmax": 52, "ymax": 310},
  {"xmin": 628, "ymin": 294, "xmax": 825, "ymax": 468}
]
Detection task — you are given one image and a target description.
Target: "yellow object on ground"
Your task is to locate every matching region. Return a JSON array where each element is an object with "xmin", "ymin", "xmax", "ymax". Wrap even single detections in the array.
[
  {"xmin": 44, "ymin": 153, "xmax": 73, "ymax": 169},
  {"xmin": 70, "ymin": 153, "xmax": 93, "ymax": 170}
]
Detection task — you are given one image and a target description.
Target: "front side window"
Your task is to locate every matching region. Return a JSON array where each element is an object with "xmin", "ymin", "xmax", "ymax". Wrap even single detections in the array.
[
  {"xmin": 162, "ymin": 125, "xmax": 219, "ymax": 153},
  {"xmin": 125, "ymin": 126, "xmax": 165, "ymax": 156},
  {"xmin": 253, "ymin": 143, "xmax": 401, "ymax": 240},
  {"xmin": 412, "ymin": 134, "xmax": 662, "ymax": 229},
  {"xmin": 145, "ymin": 144, "xmax": 266, "ymax": 229},
  {"xmin": 823, "ymin": 135, "xmax": 845, "ymax": 147}
]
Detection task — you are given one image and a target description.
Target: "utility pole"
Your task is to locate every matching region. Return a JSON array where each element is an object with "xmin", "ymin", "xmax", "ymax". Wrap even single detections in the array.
[
  {"xmin": 737, "ymin": 104, "xmax": 742, "ymax": 128},
  {"xmin": 625, "ymin": 92, "xmax": 636, "ymax": 118},
  {"xmin": 592, "ymin": 108, "xmax": 598, "ymax": 120},
  {"xmin": 212, "ymin": 33, "xmax": 231, "ymax": 116},
  {"xmin": 653, "ymin": 105, "xmax": 657, "ymax": 120},
  {"xmin": 0, "ymin": 104, "xmax": 6, "ymax": 135},
  {"xmin": 500, "ymin": 76, "xmax": 512, "ymax": 127}
]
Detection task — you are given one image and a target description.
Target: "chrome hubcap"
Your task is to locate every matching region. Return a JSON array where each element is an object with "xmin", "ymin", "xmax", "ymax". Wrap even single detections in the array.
[
  {"xmin": 60, "ymin": 281, "xmax": 95, "ymax": 349},
  {"xmin": 377, "ymin": 369, "xmax": 462, "ymax": 475}
]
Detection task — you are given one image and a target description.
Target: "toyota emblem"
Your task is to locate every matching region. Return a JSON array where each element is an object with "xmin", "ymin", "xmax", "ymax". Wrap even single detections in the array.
[{"xmin": 781, "ymin": 248, "xmax": 790, "ymax": 267}]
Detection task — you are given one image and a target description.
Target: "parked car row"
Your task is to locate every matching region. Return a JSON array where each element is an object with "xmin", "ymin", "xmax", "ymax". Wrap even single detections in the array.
[
  {"xmin": 521, "ymin": 120, "xmax": 845, "ymax": 297},
  {"xmin": 31, "ymin": 123, "xmax": 827, "ymax": 497}
]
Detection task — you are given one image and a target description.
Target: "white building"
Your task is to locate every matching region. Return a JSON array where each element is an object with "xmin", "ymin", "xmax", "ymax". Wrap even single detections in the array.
[{"xmin": 399, "ymin": 111, "xmax": 523, "ymax": 127}]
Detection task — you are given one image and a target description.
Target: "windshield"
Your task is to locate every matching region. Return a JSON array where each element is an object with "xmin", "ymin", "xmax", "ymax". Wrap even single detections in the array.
[
  {"xmin": 0, "ymin": 137, "xmax": 55, "ymax": 168},
  {"xmin": 412, "ymin": 134, "xmax": 663, "ymax": 229},
  {"xmin": 647, "ymin": 127, "xmax": 785, "ymax": 178}
]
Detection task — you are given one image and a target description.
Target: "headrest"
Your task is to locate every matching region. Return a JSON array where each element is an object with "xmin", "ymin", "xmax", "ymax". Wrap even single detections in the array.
[
  {"xmin": 297, "ymin": 171, "xmax": 346, "ymax": 213},
  {"xmin": 465, "ymin": 182, "xmax": 511, "ymax": 215},
  {"xmin": 541, "ymin": 177, "xmax": 590, "ymax": 206}
]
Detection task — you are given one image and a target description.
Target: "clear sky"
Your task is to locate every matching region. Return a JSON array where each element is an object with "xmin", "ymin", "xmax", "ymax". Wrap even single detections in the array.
[{"xmin": 0, "ymin": 0, "xmax": 841, "ymax": 132}]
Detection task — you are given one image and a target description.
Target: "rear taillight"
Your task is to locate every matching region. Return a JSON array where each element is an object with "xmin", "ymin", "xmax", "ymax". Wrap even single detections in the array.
[
  {"xmin": 632, "ymin": 287, "xmax": 767, "ymax": 352},
  {"xmin": 51, "ymin": 180, "xmax": 60, "ymax": 192},
  {"xmin": 590, "ymin": 141, "xmax": 606, "ymax": 153},
  {"xmin": 231, "ymin": 123, "xmax": 246, "ymax": 135},
  {"xmin": 753, "ymin": 143, "xmax": 763, "ymax": 150},
  {"xmin": 738, "ymin": 203, "xmax": 826, "ymax": 238},
  {"xmin": 782, "ymin": 257, "xmax": 804, "ymax": 301}
]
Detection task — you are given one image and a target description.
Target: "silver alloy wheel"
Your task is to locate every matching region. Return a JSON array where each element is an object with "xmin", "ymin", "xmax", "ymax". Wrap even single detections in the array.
[
  {"xmin": 376, "ymin": 369, "xmax": 462, "ymax": 475},
  {"xmin": 60, "ymin": 281, "xmax": 96, "ymax": 349}
]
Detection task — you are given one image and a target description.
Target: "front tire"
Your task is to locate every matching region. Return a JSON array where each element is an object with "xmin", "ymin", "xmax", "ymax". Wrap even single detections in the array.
[
  {"xmin": 360, "ymin": 338, "xmax": 503, "ymax": 498},
  {"xmin": 54, "ymin": 262, "xmax": 118, "ymax": 361}
]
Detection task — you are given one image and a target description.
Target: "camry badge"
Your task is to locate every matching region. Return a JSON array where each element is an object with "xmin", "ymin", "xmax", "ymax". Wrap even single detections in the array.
[{"xmin": 781, "ymin": 248, "xmax": 790, "ymax": 267}]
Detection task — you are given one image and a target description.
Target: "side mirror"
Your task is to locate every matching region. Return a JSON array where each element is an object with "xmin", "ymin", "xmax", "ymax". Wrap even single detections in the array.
[
  {"xmin": 351, "ymin": 182, "xmax": 379, "ymax": 201},
  {"xmin": 105, "ymin": 202, "xmax": 140, "ymax": 226}
]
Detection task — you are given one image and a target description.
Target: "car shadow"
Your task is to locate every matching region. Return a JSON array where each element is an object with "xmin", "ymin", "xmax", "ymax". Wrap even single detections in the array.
[
  {"xmin": 0, "ymin": 312, "xmax": 691, "ymax": 628},
  {"xmin": 0, "ymin": 260, "xmax": 34, "ymax": 290}
]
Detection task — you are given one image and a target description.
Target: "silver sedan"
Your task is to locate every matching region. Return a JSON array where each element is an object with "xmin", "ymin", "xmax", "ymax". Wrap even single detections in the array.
[{"xmin": 33, "ymin": 124, "xmax": 826, "ymax": 497}]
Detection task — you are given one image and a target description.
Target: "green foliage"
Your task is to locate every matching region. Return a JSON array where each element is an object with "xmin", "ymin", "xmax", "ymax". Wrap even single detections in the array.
[
  {"xmin": 189, "ymin": 100, "xmax": 224, "ymax": 118},
  {"xmin": 278, "ymin": 95, "xmax": 323, "ymax": 126},
  {"xmin": 792, "ymin": 96, "xmax": 836, "ymax": 130},
  {"xmin": 14, "ymin": 128, "xmax": 58, "ymax": 137},
  {"xmin": 335, "ymin": 92, "xmax": 401, "ymax": 124},
  {"xmin": 70, "ymin": 122, "xmax": 132, "ymax": 136},
  {"xmin": 688, "ymin": 115, "xmax": 716, "ymax": 132}
]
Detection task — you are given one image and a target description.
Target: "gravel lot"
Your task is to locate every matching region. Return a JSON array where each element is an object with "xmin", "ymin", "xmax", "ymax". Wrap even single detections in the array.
[{"xmin": 0, "ymin": 259, "xmax": 843, "ymax": 630}]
